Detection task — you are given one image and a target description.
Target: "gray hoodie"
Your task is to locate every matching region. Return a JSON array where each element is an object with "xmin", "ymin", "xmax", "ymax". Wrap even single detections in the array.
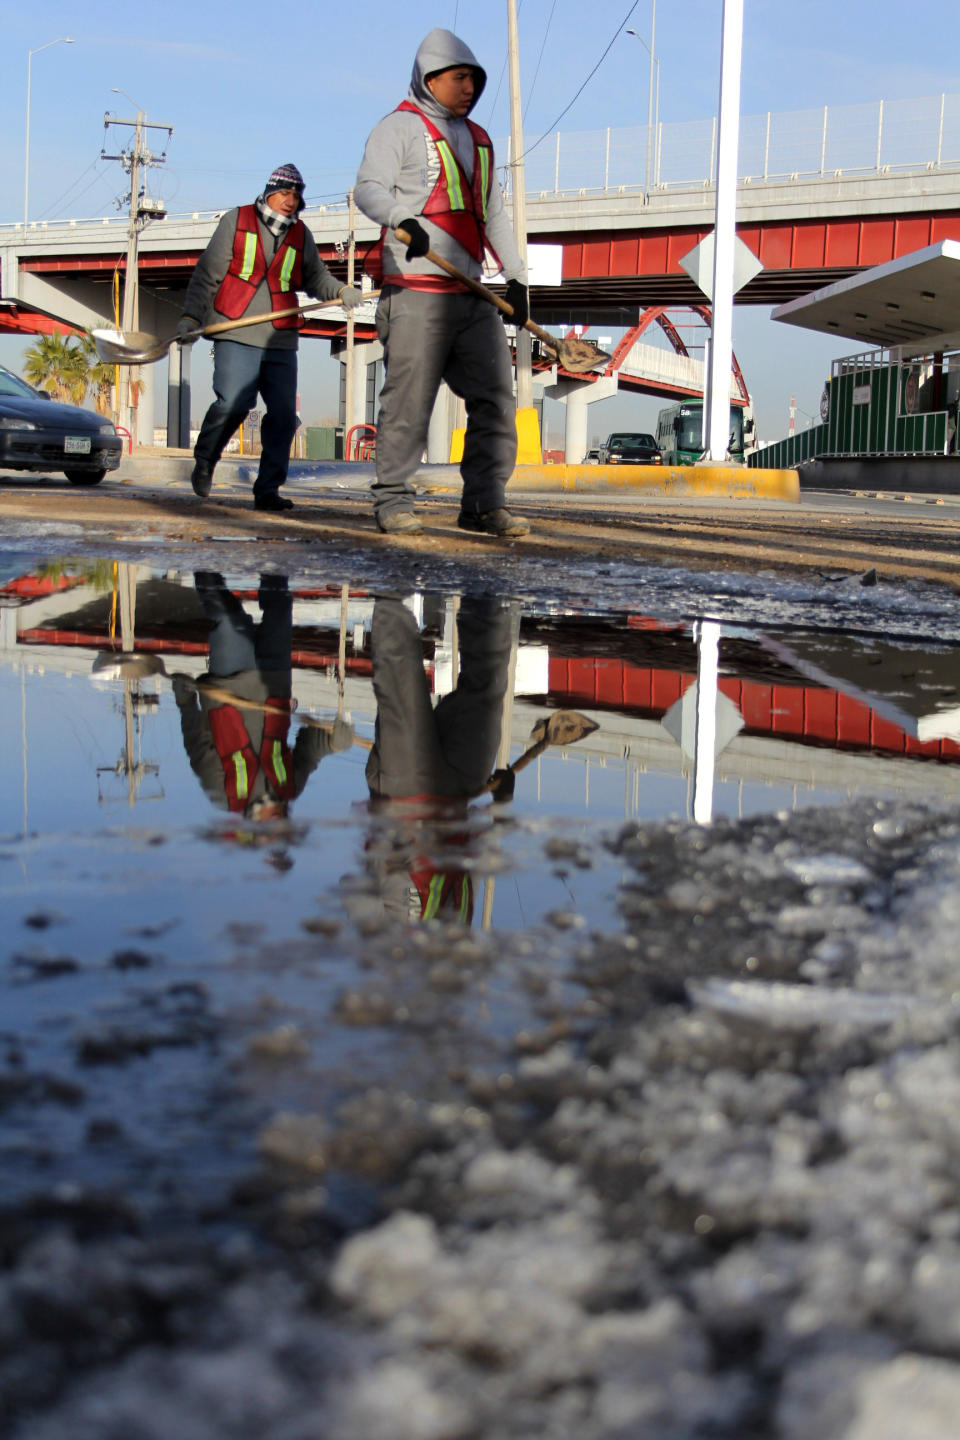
[{"xmin": 355, "ymin": 28, "xmax": 526, "ymax": 287}]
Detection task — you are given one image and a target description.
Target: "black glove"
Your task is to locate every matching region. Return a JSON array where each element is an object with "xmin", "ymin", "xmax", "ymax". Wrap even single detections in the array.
[
  {"xmin": 503, "ymin": 279, "xmax": 529, "ymax": 330},
  {"xmin": 177, "ymin": 315, "xmax": 200, "ymax": 345},
  {"xmin": 398, "ymin": 218, "xmax": 430, "ymax": 260}
]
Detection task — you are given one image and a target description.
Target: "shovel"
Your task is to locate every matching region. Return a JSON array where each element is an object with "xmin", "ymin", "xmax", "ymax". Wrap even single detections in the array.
[
  {"xmin": 394, "ymin": 228, "xmax": 610, "ymax": 374},
  {"xmin": 171, "ymin": 674, "xmax": 374, "ymax": 748},
  {"xmin": 91, "ymin": 292, "xmax": 380, "ymax": 366},
  {"xmin": 483, "ymin": 708, "xmax": 599, "ymax": 801}
]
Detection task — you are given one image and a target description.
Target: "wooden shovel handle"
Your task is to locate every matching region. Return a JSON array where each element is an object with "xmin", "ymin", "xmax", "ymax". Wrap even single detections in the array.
[
  {"xmin": 392, "ymin": 229, "xmax": 559, "ymax": 353},
  {"xmin": 194, "ymin": 291, "xmax": 380, "ymax": 341}
]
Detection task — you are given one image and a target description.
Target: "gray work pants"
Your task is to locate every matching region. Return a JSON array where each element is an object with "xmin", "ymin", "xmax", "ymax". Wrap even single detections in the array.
[
  {"xmin": 365, "ymin": 596, "xmax": 512, "ymax": 800},
  {"xmin": 372, "ymin": 288, "xmax": 517, "ymax": 520}
]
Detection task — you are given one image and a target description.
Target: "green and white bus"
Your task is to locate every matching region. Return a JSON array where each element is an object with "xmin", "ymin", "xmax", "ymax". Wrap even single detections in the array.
[{"xmin": 656, "ymin": 401, "xmax": 749, "ymax": 465}]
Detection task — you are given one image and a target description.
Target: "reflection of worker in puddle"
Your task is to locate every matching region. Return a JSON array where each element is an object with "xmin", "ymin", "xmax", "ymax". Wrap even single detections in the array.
[
  {"xmin": 173, "ymin": 572, "xmax": 353, "ymax": 821},
  {"xmin": 362, "ymin": 595, "xmax": 512, "ymax": 922}
]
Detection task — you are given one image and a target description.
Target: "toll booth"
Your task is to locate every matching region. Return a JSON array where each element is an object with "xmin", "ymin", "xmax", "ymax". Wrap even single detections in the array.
[
  {"xmin": 751, "ymin": 240, "xmax": 960, "ymax": 479},
  {"xmin": 754, "ymin": 347, "xmax": 959, "ymax": 469}
]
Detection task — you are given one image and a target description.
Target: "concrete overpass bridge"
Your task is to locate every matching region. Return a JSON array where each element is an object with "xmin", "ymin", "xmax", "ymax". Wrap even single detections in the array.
[{"xmin": 1, "ymin": 91, "xmax": 957, "ymax": 451}]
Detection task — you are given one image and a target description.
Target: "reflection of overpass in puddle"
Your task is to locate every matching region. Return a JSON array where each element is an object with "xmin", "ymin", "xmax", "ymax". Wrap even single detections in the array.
[{"xmin": 4, "ymin": 569, "xmax": 960, "ymax": 814}]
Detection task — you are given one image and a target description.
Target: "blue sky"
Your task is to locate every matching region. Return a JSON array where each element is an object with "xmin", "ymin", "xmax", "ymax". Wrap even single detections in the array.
[{"xmin": 2, "ymin": 0, "xmax": 958, "ymax": 445}]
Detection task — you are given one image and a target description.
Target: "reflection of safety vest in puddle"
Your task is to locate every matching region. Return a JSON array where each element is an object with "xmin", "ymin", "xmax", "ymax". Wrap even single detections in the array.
[
  {"xmin": 371, "ymin": 101, "xmax": 496, "ymax": 290},
  {"xmin": 409, "ymin": 861, "xmax": 473, "ymax": 923},
  {"xmin": 207, "ymin": 700, "xmax": 295, "ymax": 811},
  {"xmin": 215, "ymin": 205, "xmax": 305, "ymax": 325}
]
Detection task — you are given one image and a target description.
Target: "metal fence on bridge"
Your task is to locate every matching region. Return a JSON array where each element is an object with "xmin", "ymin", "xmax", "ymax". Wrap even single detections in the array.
[{"xmin": 503, "ymin": 92, "xmax": 960, "ymax": 199}]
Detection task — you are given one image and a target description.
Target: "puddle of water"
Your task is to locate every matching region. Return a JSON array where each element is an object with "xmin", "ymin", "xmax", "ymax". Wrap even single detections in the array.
[
  {"xmin": 3, "ymin": 563, "xmax": 960, "ymax": 939},
  {"xmin": 3, "ymin": 557, "xmax": 960, "ymax": 1223}
]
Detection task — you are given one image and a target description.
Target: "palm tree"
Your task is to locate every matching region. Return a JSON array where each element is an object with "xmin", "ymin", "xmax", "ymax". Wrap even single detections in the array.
[
  {"xmin": 77, "ymin": 334, "xmax": 116, "ymax": 417},
  {"xmin": 22, "ymin": 333, "xmax": 89, "ymax": 405}
]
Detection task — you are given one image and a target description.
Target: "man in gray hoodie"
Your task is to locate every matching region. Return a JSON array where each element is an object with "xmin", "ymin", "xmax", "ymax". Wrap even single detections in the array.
[
  {"xmin": 355, "ymin": 29, "xmax": 531, "ymax": 537},
  {"xmin": 178, "ymin": 164, "xmax": 363, "ymax": 512}
]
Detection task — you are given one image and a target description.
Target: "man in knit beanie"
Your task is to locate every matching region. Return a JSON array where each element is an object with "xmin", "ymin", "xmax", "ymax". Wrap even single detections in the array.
[{"xmin": 178, "ymin": 164, "xmax": 363, "ymax": 512}]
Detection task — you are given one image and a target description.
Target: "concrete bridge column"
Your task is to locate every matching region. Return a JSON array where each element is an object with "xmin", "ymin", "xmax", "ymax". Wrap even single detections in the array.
[
  {"xmin": 166, "ymin": 344, "xmax": 191, "ymax": 449},
  {"xmin": 427, "ymin": 381, "xmax": 463, "ymax": 462},
  {"xmin": 338, "ymin": 338, "xmax": 384, "ymax": 443},
  {"xmin": 542, "ymin": 374, "xmax": 618, "ymax": 462},
  {"xmin": 135, "ymin": 363, "xmax": 155, "ymax": 447}
]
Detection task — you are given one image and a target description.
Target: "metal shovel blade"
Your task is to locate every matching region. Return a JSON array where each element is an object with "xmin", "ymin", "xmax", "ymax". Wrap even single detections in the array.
[
  {"xmin": 548, "ymin": 335, "xmax": 611, "ymax": 375},
  {"xmin": 529, "ymin": 710, "xmax": 600, "ymax": 747},
  {"xmin": 91, "ymin": 328, "xmax": 171, "ymax": 365}
]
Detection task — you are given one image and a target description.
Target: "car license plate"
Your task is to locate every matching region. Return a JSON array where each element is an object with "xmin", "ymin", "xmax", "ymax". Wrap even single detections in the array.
[{"xmin": 64, "ymin": 436, "xmax": 92, "ymax": 455}]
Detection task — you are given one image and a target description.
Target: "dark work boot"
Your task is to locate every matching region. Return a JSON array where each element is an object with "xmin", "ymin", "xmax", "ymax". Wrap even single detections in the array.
[
  {"xmin": 191, "ymin": 459, "xmax": 214, "ymax": 498},
  {"xmin": 377, "ymin": 509, "xmax": 423, "ymax": 534},
  {"xmin": 254, "ymin": 492, "xmax": 294, "ymax": 513},
  {"xmin": 457, "ymin": 507, "xmax": 530, "ymax": 538}
]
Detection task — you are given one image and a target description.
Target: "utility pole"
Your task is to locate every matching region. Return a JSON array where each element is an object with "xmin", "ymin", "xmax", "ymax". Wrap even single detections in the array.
[
  {"xmin": 102, "ymin": 100, "xmax": 172, "ymax": 443},
  {"xmin": 344, "ymin": 188, "xmax": 357, "ymax": 447},
  {"xmin": 506, "ymin": 0, "xmax": 533, "ymax": 413}
]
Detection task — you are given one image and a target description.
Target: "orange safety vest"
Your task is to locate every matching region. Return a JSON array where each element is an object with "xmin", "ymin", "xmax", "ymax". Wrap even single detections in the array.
[
  {"xmin": 409, "ymin": 863, "xmax": 474, "ymax": 923},
  {"xmin": 207, "ymin": 699, "xmax": 295, "ymax": 812},
  {"xmin": 366, "ymin": 102, "xmax": 496, "ymax": 288},
  {"xmin": 215, "ymin": 205, "xmax": 305, "ymax": 327}
]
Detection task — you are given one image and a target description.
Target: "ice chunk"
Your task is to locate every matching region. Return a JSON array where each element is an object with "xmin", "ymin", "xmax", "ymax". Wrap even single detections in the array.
[{"xmin": 688, "ymin": 978, "xmax": 940, "ymax": 1031}]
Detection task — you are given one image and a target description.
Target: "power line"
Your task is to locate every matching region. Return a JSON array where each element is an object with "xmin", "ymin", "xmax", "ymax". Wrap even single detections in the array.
[
  {"xmin": 37, "ymin": 158, "xmax": 113, "ymax": 221},
  {"xmin": 512, "ymin": 0, "xmax": 640, "ymax": 164},
  {"xmin": 523, "ymin": 0, "xmax": 559, "ymax": 118}
]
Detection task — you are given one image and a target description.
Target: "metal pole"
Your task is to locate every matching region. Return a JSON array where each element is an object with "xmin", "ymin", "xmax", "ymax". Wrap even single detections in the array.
[
  {"xmin": 506, "ymin": 0, "xmax": 533, "ymax": 411},
  {"xmin": 820, "ymin": 105, "xmax": 828, "ymax": 176},
  {"xmin": 692, "ymin": 620, "xmax": 720, "ymax": 825},
  {"xmin": 119, "ymin": 111, "xmax": 143, "ymax": 444},
  {"xmin": 24, "ymin": 54, "xmax": 32, "ymax": 228},
  {"xmin": 705, "ymin": 0, "xmax": 744, "ymax": 463},
  {"xmin": 24, "ymin": 38, "xmax": 74, "ymax": 228},
  {"xmin": 654, "ymin": 59, "xmax": 661, "ymax": 187},
  {"xmin": 876, "ymin": 99, "xmax": 884, "ymax": 171},
  {"xmin": 937, "ymin": 93, "xmax": 945, "ymax": 168},
  {"xmin": 345, "ymin": 188, "xmax": 356, "ymax": 441},
  {"xmin": 647, "ymin": 0, "xmax": 656, "ymax": 197}
]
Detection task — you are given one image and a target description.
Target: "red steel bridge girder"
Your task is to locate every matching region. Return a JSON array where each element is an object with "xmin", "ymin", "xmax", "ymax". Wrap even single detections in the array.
[
  {"xmin": 606, "ymin": 304, "xmax": 750, "ymax": 405},
  {"xmin": 553, "ymin": 210, "xmax": 960, "ymax": 304}
]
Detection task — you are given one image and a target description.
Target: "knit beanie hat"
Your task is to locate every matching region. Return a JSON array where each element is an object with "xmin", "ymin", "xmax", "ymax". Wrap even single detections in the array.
[{"xmin": 263, "ymin": 163, "xmax": 305, "ymax": 199}]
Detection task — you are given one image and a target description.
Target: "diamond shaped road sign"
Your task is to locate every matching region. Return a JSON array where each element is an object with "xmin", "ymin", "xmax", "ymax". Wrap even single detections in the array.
[
  {"xmin": 661, "ymin": 686, "xmax": 745, "ymax": 762},
  {"xmin": 679, "ymin": 232, "xmax": 763, "ymax": 302}
]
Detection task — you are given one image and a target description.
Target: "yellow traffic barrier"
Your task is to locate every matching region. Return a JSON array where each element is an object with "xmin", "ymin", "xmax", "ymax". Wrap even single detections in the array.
[{"xmin": 508, "ymin": 463, "xmax": 800, "ymax": 502}]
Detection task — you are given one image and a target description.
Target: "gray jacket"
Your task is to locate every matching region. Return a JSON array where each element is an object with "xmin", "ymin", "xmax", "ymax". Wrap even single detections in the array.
[
  {"xmin": 182, "ymin": 207, "xmax": 342, "ymax": 350},
  {"xmin": 355, "ymin": 28, "xmax": 526, "ymax": 287}
]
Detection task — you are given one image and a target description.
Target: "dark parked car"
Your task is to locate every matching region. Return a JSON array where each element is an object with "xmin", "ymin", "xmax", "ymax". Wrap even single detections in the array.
[
  {"xmin": 0, "ymin": 365, "xmax": 122, "ymax": 485},
  {"xmin": 599, "ymin": 431, "xmax": 662, "ymax": 465}
]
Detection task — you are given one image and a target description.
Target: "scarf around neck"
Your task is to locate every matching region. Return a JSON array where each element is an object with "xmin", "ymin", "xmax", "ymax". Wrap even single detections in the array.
[{"xmin": 255, "ymin": 194, "xmax": 297, "ymax": 241}]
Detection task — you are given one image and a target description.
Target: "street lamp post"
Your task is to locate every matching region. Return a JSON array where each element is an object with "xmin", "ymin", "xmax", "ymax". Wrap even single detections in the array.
[
  {"xmin": 627, "ymin": 4, "xmax": 657, "ymax": 195},
  {"xmin": 24, "ymin": 37, "xmax": 74, "ymax": 228}
]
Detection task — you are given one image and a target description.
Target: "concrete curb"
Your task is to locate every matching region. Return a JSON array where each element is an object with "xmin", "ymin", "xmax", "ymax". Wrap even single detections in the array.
[
  {"xmin": 114, "ymin": 453, "xmax": 799, "ymax": 503},
  {"xmin": 508, "ymin": 463, "xmax": 801, "ymax": 502}
]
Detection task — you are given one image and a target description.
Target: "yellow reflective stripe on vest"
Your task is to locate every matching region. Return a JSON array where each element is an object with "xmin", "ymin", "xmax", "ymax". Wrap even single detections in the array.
[
  {"xmin": 231, "ymin": 751, "xmax": 249, "ymax": 799},
  {"xmin": 477, "ymin": 147, "xmax": 491, "ymax": 220},
  {"xmin": 238, "ymin": 231, "xmax": 258, "ymax": 283},
  {"xmin": 435, "ymin": 140, "xmax": 466, "ymax": 211},
  {"xmin": 271, "ymin": 740, "xmax": 287, "ymax": 786},
  {"xmin": 278, "ymin": 246, "xmax": 297, "ymax": 292},
  {"xmin": 422, "ymin": 874, "xmax": 469, "ymax": 921}
]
